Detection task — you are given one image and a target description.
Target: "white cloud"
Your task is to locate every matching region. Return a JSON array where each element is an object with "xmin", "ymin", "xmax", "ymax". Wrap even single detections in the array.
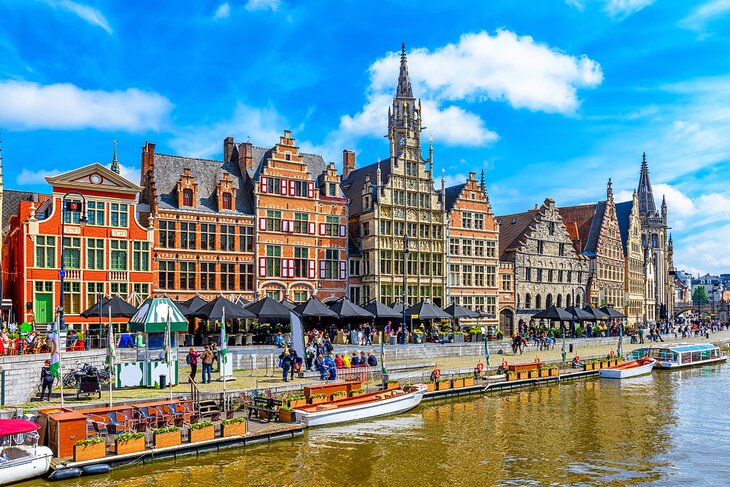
[
  {"xmin": 680, "ymin": 0, "xmax": 730, "ymax": 31},
  {"xmin": 43, "ymin": 0, "xmax": 112, "ymax": 34},
  {"xmin": 17, "ymin": 168, "xmax": 61, "ymax": 185},
  {"xmin": 244, "ymin": 0, "xmax": 280, "ymax": 12},
  {"xmin": 603, "ymin": 0, "xmax": 655, "ymax": 18},
  {"xmin": 168, "ymin": 103, "xmax": 287, "ymax": 159},
  {"xmin": 442, "ymin": 173, "xmax": 468, "ymax": 188},
  {"xmin": 0, "ymin": 80, "xmax": 173, "ymax": 131},
  {"xmin": 213, "ymin": 3, "xmax": 230, "ymax": 19},
  {"xmin": 565, "ymin": 0, "xmax": 585, "ymax": 10}
]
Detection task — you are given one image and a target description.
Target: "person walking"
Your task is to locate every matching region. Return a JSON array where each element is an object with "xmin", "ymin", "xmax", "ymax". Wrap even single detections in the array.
[
  {"xmin": 279, "ymin": 349, "xmax": 293, "ymax": 382},
  {"xmin": 210, "ymin": 342, "xmax": 220, "ymax": 370},
  {"xmin": 315, "ymin": 354, "xmax": 326, "ymax": 380},
  {"xmin": 289, "ymin": 348, "xmax": 300, "ymax": 381},
  {"xmin": 200, "ymin": 346, "xmax": 214, "ymax": 384},
  {"xmin": 186, "ymin": 348, "xmax": 200, "ymax": 383},
  {"xmin": 363, "ymin": 322, "xmax": 372, "ymax": 345},
  {"xmin": 638, "ymin": 327, "xmax": 645, "ymax": 344},
  {"xmin": 40, "ymin": 359, "xmax": 55, "ymax": 401}
]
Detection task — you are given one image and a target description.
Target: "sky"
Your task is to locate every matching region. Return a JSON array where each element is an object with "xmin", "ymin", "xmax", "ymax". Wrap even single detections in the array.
[{"xmin": 1, "ymin": 0, "xmax": 730, "ymax": 275}]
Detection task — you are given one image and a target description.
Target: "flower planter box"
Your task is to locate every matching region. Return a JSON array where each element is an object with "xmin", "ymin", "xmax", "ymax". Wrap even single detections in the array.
[
  {"xmin": 452, "ymin": 378, "xmax": 465, "ymax": 388},
  {"xmin": 386, "ymin": 381, "xmax": 399, "ymax": 390},
  {"xmin": 115, "ymin": 437, "xmax": 145, "ymax": 455},
  {"xmin": 310, "ymin": 396, "xmax": 327, "ymax": 405},
  {"xmin": 286, "ymin": 398, "xmax": 307, "ymax": 408},
  {"xmin": 539, "ymin": 368, "xmax": 550, "ymax": 378},
  {"xmin": 506, "ymin": 373, "xmax": 517, "ymax": 381},
  {"xmin": 583, "ymin": 363, "xmax": 594, "ymax": 371},
  {"xmin": 222, "ymin": 422, "xmax": 246, "ymax": 438},
  {"xmin": 436, "ymin": 380, "xmax": 452, "ymax": 390},
  {"xmin": 426, "ymin": 382, "xmax": 435, "ymax": 392},
  {"xmin": 517, "ymin": 371, "xmax": 529, "ymax": 380},
  {"xmin": 528, "ymin": 370, "xmax": 540, "ymax": 379},
  {"xmin": 278, "ymin": 410, "xmax": 294, "ymax": 423},
  {"xmin": 154, "ymin": 430, "xmax": 181, "ymax": 449},
  {"xmin": 190, "ymin": 425, "xmax": 215, "ymax": 443},
  {"xmin": 350, "ymin": 390, "xmax": 365, "ymax": 397},
  {"xmin": 74, "ymin": 442, "xmax": 106, "ymax": 462},
  {"xmin": 463, "ymin": 377, "xmax": 475, "ymax": 387},
  {"xmin": 453, "ymin": 334, "xmax": 464, "ymax": 343},
  {"xmin": 549, "ymin": 368, "xmax": 559, "ymax": 377}
]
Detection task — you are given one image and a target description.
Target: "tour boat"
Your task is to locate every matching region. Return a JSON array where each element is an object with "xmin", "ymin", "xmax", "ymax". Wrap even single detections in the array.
[
  {"xmin": 0, "ymin": 419, "xmax": 53, "ymax": 486},
  {"xmin": 598, "ymin": 357, "xmax": 656, "ymax": 379},
  {"xmin": 294, "ymin": 384, "xmax": 427, "ymax": 427},
  {"xmin": 627, "ymin": 343, "xmax": 727, "ymax": 369}
]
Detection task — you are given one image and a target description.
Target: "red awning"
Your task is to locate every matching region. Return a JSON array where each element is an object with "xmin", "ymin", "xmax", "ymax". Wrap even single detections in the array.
[{"xmin": 0, "ymin": 419, "xmax": 40, "ymax": 436}]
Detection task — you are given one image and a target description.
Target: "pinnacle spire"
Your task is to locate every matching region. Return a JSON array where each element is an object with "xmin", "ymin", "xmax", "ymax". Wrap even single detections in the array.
[
  {"xmin": 637, "ymin": 151, "xmax": 656, "ymax": 216},
  {"xmin": 111, "ymin": 139, "xmax": 120, "ymax": 174},
  {"xmin": 396, "ymin": 42, "xmax": 413, "ymax": 99},
  {"xmin": 607, "ymin": 177, "xmax": 613, "ymax": 200}
]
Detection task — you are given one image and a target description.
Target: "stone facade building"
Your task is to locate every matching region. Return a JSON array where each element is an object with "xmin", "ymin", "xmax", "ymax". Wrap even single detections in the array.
[
  {"xmin": 443, "ymin": 171, "xmax": 499, "ymax": 325},
  {"xmin": 139, "ymin": 131, "xmax": 348, "ymax": 303},
  {"xmin": 498, "ymin": 261, "xmax": 516, "ymax": 335},
  {"xmin": 497, "ymin": 198, "xmax": 589, "ymax": 327},
  {"xmin": 616, "ymin": 191, "xmax": 646, "ymax": 325},
  {"xmin": 342, "ymin": 45, "xmax": 447, "ymax": 307},
  {"xmin": 560, "ymin": 180, "xmax": 626, "ymax": 309}
]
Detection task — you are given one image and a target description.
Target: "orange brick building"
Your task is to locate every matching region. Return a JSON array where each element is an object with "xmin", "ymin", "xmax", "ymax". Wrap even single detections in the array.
[{"xmin": 3, "ymin": 162, "xmax": 154, "ymax": 328}]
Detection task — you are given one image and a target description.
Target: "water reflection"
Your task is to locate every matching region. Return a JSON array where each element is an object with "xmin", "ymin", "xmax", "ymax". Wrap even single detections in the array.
[{"xmin": 24, "ymin": 364, "xmax": 729, "ymax": 487}]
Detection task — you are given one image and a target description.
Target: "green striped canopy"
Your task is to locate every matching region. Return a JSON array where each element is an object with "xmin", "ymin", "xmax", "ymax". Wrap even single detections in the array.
[{"xmin": 129, "ymin": 297, "xmax": 189, "ymax": 333}]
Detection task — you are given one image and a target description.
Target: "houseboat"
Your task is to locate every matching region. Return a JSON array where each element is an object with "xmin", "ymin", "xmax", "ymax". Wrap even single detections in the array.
[
  {"xmin": 627, "ymin": 343, "xmax": 726, "ymax": 369},
  {"xmin": 0, "ymin": 419, "xmax": 53, "ymax": 486}
]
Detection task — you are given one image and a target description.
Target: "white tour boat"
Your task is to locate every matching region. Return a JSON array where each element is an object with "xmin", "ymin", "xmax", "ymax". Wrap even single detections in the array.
[
  {"xmin": 598, "ymin": 357, "xmax": 656, "ymax": 379},
  {"xmin": 627, "ymin": 343, "xmax": 726, "ymax": 369},
  {"xmin": 294, "ymin": 384, "xmax": 427, "ymax": 427},
  {"xmin": 0, "ymin": 419, "xmax": 53, "ymax": 486}
]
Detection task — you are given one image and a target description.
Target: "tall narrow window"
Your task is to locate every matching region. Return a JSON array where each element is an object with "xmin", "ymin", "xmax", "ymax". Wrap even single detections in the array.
[
  {"xmin": 159, "ymin": 261, "xmax": 175, "ymax": 289},
  {"xmin": 183, "ymin": 189, "xmax": 194, "ymax": 207},
  {"xmin": 324, "ymin": 249, "xmax": 339, "ymax": 279},
  {"xmin": 110, "ymin": 240, "xmax": 128, "ymax": 270},
  {"xmin": 222, "ymin": 192, "xmax": 232, "ymax": 210},
  {"xmin": 35, "ymin": 236, "xmax": 55, "ymax": 268},
  {"xmin": 220, "ymin": 263, "xmax": 235, "ymax": 290},
  {"xmin": 239, "ymin": 226, "xmax": 254, "ymax": 252},
  {"xmin": 220, "ymin": 225, "xmax": 235, "ymax": 251},
  {"xmin": 110, "ymin": 203, "xmax": 128, "ymax": 227},
  {"xmin": 180, "ymin": 222, "xmax": 196, "ymax": 250},
  {"xmin": 62, "ymin": 237, "xmax": 81, "ymax": 269},
  {"xmin": 294, "ymin": 248, "xmax": 309, "ymax": 278},
  {"xmin": 63, "ymin": 282, "xmax": 81, "ymax": 314},
  {"xmin": 266, "ymin": 245, "xmax": 282, "ymax": 277},
  {"xmin": 86, "ymin": 283, "xmax": 104, "ymax": 310},
  {"xmin": 179, "ymin": 261, "xmax": 195, "ymax": 290},
  {"xmin": 239, "ymin": 264, "xmax": 254, "ymax": 290},
  {"xmin": 132, "ymin": 242, "xmax": 150, "ymax": 271},
  {"xmin": 266, "ymin": 210, "xmax": 282, "ymax": 232},
  {"xmin": 200, "ymin": 262, "xmax": 216, "ymax": 290},
  {"xmin": 87, "ymin": 201, "xmax": 105, "ymax": 226},
  {"xmin": 87, "ymin": 238, "xmax": 104, "ymax": 270},
  {"xmin": 159, "ymin": 221, "xmax": 175, "ymax": 248},
  {"xmin": 201, "ymin": 224, "xmax": 216, "ymax": 250}
]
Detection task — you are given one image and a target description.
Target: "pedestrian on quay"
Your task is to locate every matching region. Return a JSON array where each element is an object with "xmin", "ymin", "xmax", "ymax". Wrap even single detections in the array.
[
  {"xmin": 305, "ymin": 342, "xmax": 316, "ymax": 371},
  {"xmin": 334, "ymin": 353, "xmax": 343, "ymax": 368},
  {"xmin": 279, "ymin": 348, "xmax": 293, "ymax": 382},
  {"xmin": 186, "ymin": 348, "xmax": 200, "ymax": 383},
  {"xmin": 40, "ymin": 359, "xmax": 54, "ymax": 401},
  {"xmin": 351, "ymin": 350, "xmax": 360, "ymax": 366},
  {"xmin": 342, "ymin": 352, "xmax": 351, "ymax": 368},
  {"xmin": 117, "ymin": 331, "xmax": 134, "ymax": 348},
  {"xmin": 638, "ymin": 327, "xmax": 645, "ymax": 344},
  {"xmin": 210, "ymin": 341, "xmax": 220, "ymax": 369},
  {"xmin": 290, "ymin": 348, "xmax": 300, "ymax": 380},
  {"xmin": 325, "ymin": 354, "xmax": 337, "ymax": 380},
  {"xmin": 200, "ymin": 345, "xmax": 214, "ymax": 384},
  {"xmin": 367, "ymin": 352, "xmax": 377, "ymax": 367},
  {"xmin": 364, "ymin": 322, "xmax": 372, "ymax": 345},
  {"xmin": 359, "ymin": 351, "xmax": 367, "ymax": 366},
  {"xmin": 315, "ymin": 354, "xmax": 326, "ymax": 380}
]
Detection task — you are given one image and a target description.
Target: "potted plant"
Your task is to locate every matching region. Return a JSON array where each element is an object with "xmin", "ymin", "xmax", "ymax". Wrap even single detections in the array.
[
  {"xmin": 115, "ymin": 432, "xmax": 146, "ymax": 455},
  {"xmin": 425, "ymin": 381, "xmax": 436, "ymax": 392},
  {"xmin": 517, "ymin": 370, "xmax": 529, "ymax": 380},
  {"xmin": 284, "ymin": 394, "xmax": 307, "ymax": 408},
  {"xmin": 453, "ymin": 331, "xmax": 465, "ymax": 343},
  {"xmin": 528, "ymin": 369, "xmax": 539, "ymax": 379},
  {"xmin": 331, "ymin": 390, "xmax": 347, "ymax": 401},
  {"xmin": 350, "ymin": 388, "xmax": 366, "ymax": 397},
  {"xmin": 74, "ymin": 437, "xmax": 106, "ymax": 461},
  {"xmin": 278, "ymin": 407, "xmax": 295, "ymax": 422},
  {"xmin": 221, "ymin": 417, "xmax": 246, "ymax": 437},
  {"xmin": 452, "ymin": 377, "xmax": 465, "ymax": 388},
  {"xmin": 310, "ymin": 393, "xmax": 328, "ymax": 405},
  {"xmin": 539, "ymin": 366, "xmax": 550, "ymax": 378},
  {"xmin": 189, "ymin": 421, "xmax": 215, "ymax": 443},
  {"xmin": 506, "ymin": 371, "xmax": 517, "ymax": 381},
  {"xmin": 436, "ymin": 378, "xmax": 452, "ymax": 390},
  {"xmin": 463, "ymin": 376, "xmax": 475, "ymax": 387},
  {"xmin": 549, "ymin": 364, "xmax": 559, "ymax": 377},
  {"xmin": 385, "ymin": 380, "xmax": 400, "ymax": 390},
  {"xmin": 154, "ymin": 426, "xmax": 181, "ymax": 448}
]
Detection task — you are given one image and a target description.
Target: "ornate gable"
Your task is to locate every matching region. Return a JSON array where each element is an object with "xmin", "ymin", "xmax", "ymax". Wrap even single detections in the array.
[{"xmin": 46, "ymin": 163, "xmax": 142, "ymax": 195}]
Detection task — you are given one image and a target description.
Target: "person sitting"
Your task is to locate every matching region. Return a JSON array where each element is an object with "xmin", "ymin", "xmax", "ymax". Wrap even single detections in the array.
[
  {"xmin": 324, "ymin": 354, "xmax": 336, "ymax": 380},
  {"xmin": 367, "ymin": 352, "xmax": 377, "ymax": 367},
  {"xmin": 342, "ymin": 353, "xmax": 351, "ymax": 368},
  {"xmin": 118, "ymin": 332, "xmax": 134, "ymax": 348},
  {"xmin": 334, "ymin": 354, "xmax": 343, "ymax": 368},
  {"xmin": 572, "ymin": 356, "xmax": 583, "ymax": 369},
  {"xmin": 66, "ymin": 331, "xmax": 78, "ymax": 349},
  {"xmin": 359, "ymin": 351, "xmax": 367, "ymax": 366},
  {"xmin": 314, "ymin": 354, "xmax": 326, "ymax": 380},
  {"xmin": 274, "ymin": 332, "xmax": 285, "ymax": 348},
  {"xmin": 351, "ymin": 351, "xmax": 360, "ymax": 367}
]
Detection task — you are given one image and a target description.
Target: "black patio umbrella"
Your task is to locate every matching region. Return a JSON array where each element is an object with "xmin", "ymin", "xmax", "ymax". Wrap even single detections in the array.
[
  {"xmin": 81, "ymin": 296, "xmax": 138, "ymax": 318},
  {"xmin": 564, "ymin": 306, "xmax": 594, "ymax": 321},
  {"xmin": 293, "ymin": 297, "xmax": 338, "ymax": 318},
  {"xmin": 389, "ymin": 301, "xmax": 407, "ymax": 314},
  {"xmin": 583, "ymin": 305, "xmax": 609, "ymax": 320},
  {"xmin": 234, "ymin": 296, "xmax": 250, "ymax": 307},
  {"xmin": 531, "ymin": 306, "xmax": 574, "ymax": 321},
  {"xmin": 327, "ymin": 298, "xmax": 374, "ymax": 319},
  {"xmin": 405, "ymin": 301, "xmax": 452, "ymax": 321},
  {"xmin": 478, "ymin": 310, "xmax": 497, "ymax": 319},
  {"xmin": 600, "ymin": 306, "xmax": 627, "ymax": 319},
  {"xmin": 193, "ymin": 296, "xmax": 256, "ymax": 321},
  {"xmin": 173, "ymin": 301, "xmax": 192, "ymax": 317},
  {"xmin": 244, "ymin": 297, "xmax": 291, "ymax": 322},
  {"xmin": 364, "ymin": 300, "xmax": 401, "ymax": 319},
  {"xmin": 444, "ymin": 303, "xmax": 479, "ymax": 319},
  {"xmin": 279, "ymin": 299, "xmax": 296, "ymax": 310},
  {"xmin": 183, "ymin": 295, "xmax": 209, "ymax": 314}
]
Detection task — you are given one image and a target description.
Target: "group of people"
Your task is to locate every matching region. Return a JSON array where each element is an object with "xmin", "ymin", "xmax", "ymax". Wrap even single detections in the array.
[
  {"xmin": 185, "ymin": 343, "xmax": 218, "ymax": 384},
  {"xmin": 312, "ymin": 351, "xmax": 378, "ymax": 381}
]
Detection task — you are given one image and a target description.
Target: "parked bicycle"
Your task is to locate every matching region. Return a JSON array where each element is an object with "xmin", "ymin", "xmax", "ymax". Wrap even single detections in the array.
[{"xmin": 62, "ymin": 363, "xmax": 110, "ymax": 388}]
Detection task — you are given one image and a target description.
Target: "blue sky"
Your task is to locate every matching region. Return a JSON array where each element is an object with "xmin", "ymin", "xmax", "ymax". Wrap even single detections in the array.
[{"xmin": 2, "ymin": 0, "xmax": 730, "ymax": 275}]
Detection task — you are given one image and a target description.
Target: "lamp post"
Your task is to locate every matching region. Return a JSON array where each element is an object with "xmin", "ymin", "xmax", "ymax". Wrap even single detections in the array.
[
  {"xmin": 402, "ymin": 233, "xmax": 409, "ymax": 345},
  {"xmin": 59, "ymin": 192, "xmax": 87, "ymax": 338}
]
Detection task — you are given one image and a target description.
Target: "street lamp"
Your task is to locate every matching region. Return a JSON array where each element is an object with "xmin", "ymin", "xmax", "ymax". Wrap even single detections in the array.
[
  {"xmin": 402, "ymin": 233, "xmax": 409, "ymax": 344},
  {"xmin": 59, "ymin": 192, "xmax": 87, "ymax": 338}
]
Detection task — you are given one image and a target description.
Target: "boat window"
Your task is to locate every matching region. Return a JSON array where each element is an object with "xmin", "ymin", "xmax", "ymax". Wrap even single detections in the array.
[
  {"xmin": 692, "ymin": 351, "xmax": 701, "ymax": 362},
  {"xmin": 701, "ymin": 350, "xmax": 710, "ymax": 360},
  {"xmin": 681, "ymin": 353, "xmax": 692, "ymax": 364}
]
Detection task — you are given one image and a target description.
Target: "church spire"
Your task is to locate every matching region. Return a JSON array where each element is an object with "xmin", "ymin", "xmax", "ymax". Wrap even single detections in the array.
[
  {"xmin": 396, "ymin": 42, "xmax": 414, "ymax": 99},
  {"xmin": 111, "ymin": 139, "xmax": 120, "ymax": 174},
  {"xmin": 637, "ymin": 151, "xmax": 656, "ymax": 216}
]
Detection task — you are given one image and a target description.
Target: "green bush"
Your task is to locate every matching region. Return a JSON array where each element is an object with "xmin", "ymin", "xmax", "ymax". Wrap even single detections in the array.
[
  {"xmin": 155, "ymin": 426, "xmax": 180, "ymax": 435},
  {"xmin": 221, "ymin": 417, "xmax": 245, "ymax": 425},
  {"xmin": 332, "ymin": 391, "xmax": 346, "ymax": 397},
  {"xmin": 117, "ymin": 432, "xmax": 145, "ymax": 442},
  {"xmin": 311, "ymin": 393, "xmax": 327, "ymax": 399},
  {"xmin": 351, "ymin": 388, "xmax": 366, "ymax": 394},
  {"xmin": 189, "ymin": 421, "xmax": 213, "ymax": 430},
  {"xmin": 279, "ymin": 406, "xmax": 293, "ymax": 412},
  {"xmin": 75, "ymin": 437, "xmax": 104, "ymax": 446}
]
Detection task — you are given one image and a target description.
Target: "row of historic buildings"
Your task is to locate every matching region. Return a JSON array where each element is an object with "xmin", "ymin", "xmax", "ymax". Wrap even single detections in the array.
[{"xmin": 0, "ymin": 45, "xmax": 674, "ymax": 333}]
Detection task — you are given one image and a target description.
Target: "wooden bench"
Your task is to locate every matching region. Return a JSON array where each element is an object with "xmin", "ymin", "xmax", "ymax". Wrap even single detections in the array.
[{"xmin": 246, "ymin": 397, "xmax": 282, "ymax": 422}]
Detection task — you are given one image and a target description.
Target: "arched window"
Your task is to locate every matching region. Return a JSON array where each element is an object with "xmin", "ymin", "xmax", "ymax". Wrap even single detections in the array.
[
  {"xmin": 576, "ymin": 294, "xmax": 581, "ymax": 307},
  {"xmin": 566, "ymin": 294, "xmax": 572, "ymax": 307},
  {"xmin": 546, "ymin": 294, "xmax": 553, "ymax": 308},
  {"xmin": 525, "ymin": 293, "xmax": 532, "ymax": 309},
  {"xmin": 222, "ymin": 192, "xmax": 232, "ymax": 210},
  {"xmin": 183, "ymin": 188, "xmax": 193, "ymax": 207},
  {"xmin": 556, "ymin": 294, "xmax": 562, "ymax": 308},
  {"xmin": 535, "ymin": 294, "xmax": 542, "ymax": 309}
]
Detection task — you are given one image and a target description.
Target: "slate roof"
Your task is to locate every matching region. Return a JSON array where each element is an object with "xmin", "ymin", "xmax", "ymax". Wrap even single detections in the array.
[
  {"xmin": 2, "ymin": 189, "xmax": 46, "ymax": 231},
  {"xmin": 340, "ymin": 159, "xmax": 392, "ymax": 216},
  {"xmin": 615, "ymin": 200, "xmax": 633, "ymax": 254},
  {"xmin": 558, "ymin": 203, "xmax": 598, "ymax": 255},
  {"xmin": 495, "ymin": 209, "xmax": 539, "ymax": 261},
  {"xmin": 443, "ymin": 184, "xmax": 465, "ymax": 212}
]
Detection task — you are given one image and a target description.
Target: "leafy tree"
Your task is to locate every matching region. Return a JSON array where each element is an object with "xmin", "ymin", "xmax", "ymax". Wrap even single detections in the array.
[{"xmin": 692, "ymin": 286, "xmax": 708, "ymax": 306}]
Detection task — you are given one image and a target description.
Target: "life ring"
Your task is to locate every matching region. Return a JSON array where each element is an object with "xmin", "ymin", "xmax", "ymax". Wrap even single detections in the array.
[
  {"xmin": 575, "ymin": 355, "xmax": 580, "ymax": 362},
  {"xmin": 534, "ymin": 357, "xmax": 541, "ymax": 364},
  {"xmin": 501, "ymin": 360, "xmax": 508, "ymax": 369},
  {"xmin": 476, "ymin": 362, "xmax": 484, "ymax": 373},
  {"xmin": 609, "ymin": 350, "xmax": 615, "ymax": 358},
  {"xmin": 432, "ymin": 368, "xmax": 441, "ymax": 379}
]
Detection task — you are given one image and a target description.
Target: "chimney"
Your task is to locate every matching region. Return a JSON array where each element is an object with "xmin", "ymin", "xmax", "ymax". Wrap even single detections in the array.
[
  {"xmin": 140, "ymin": 141, "xmax": 156, "ymax": 204},
  {"xmin": 343, "ymin": 150, "xmax": 356, "ymax": 178},
  {"xmin": 238, "ymin": 141, "xmax": 254, "ymax": 174},
  {"xmin": 224, "ymin": 137, "xmax": 235, "ymax": 162}
]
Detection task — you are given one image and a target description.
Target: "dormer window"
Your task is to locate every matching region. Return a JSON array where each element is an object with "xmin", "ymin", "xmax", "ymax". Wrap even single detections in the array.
[
  {"xmin": 222, "ymin": 192, "xmax": 232, "ymax": 210},
  {"xmin": 285, "ymin": 153, "xmax": 291, "ymax": 161},
  {"xmin": 183, "ymin": 189, "xmax": 193, "ymax": 207}
]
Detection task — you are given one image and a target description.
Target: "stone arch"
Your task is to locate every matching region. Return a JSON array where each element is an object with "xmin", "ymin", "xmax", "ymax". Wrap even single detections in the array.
[
  {"xmin": 556, "ymin": 294, "xmax": 563, "ymax": 308},
  {"xmin": 576, "ymin": 294, "xmax": 581, "ymax": 307},
  {"xmin": 566, "ymin": 294, "xmax": 572, "ymax": 307},
  {"xmin": 535, "ymin": 294, "xmax": 542, "ymax": 309},
  {"xmin": 546, "ymin": 294, "xmax": 553, "ymax": 308},
  {"xmin": 525, "ymin": 293, "xmax": 532, "ymax": 309}
]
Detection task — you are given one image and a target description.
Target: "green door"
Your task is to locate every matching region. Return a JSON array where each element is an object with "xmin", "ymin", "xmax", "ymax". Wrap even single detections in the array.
[{"xmin": 35, "ymin": 294, "xmax": 53, "ymax": 324}]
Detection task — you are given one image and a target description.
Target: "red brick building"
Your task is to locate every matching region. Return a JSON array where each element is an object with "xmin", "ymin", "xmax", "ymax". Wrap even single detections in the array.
[{"xmin": 3, "ymin": 162, "xmax": 154, "ymax": 327}]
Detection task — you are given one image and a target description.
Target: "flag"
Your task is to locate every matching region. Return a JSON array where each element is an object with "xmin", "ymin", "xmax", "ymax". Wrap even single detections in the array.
[
  {"xmin": 290, "ymin": 311, "xmax": 305, "ymax": 360},
  {"xmin": 49, "ymin": 317, "xmax": 60, "ymax": 378},
  {"xmin": 164, "ymin": 311, "xmax": 172, "ymax": 367},
  {"xmin": 381, "ymin": 334, "xmax": 387, "ymax": 375},
  {"xmin": 484, "ymin": 334, "xmax": 490, "ymax": 367},
  {"xmin": 219, "ymin": 311, "xmax": 228, "ymax": 370},
  {"xmin": 107, "ymin": 323, "xmax": 116, "ymax": 364},
  {"xmin": 561, "ymin": 327, "xmax": 567, "ymax": 362}
]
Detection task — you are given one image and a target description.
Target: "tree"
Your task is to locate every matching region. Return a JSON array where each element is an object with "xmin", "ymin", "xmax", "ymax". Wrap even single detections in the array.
[{"xmin": 692, "ymin": 286, "xmax": 708, "ymax": 306}]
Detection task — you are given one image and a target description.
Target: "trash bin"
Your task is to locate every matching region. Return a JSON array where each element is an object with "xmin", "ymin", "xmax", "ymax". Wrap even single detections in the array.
[
  {"xmin": 159, "ymin": 374, "xmax": 167, "ymax": 389},
  {"xmin": 569, "ymin": 344, "xmax": 574, "ymax": 353}
]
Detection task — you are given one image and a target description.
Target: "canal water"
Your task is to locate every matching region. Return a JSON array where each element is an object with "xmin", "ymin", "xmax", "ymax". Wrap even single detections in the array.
[{"xmin": 29, "ymin": 363, "xmax": 729, "ymax": 486}]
